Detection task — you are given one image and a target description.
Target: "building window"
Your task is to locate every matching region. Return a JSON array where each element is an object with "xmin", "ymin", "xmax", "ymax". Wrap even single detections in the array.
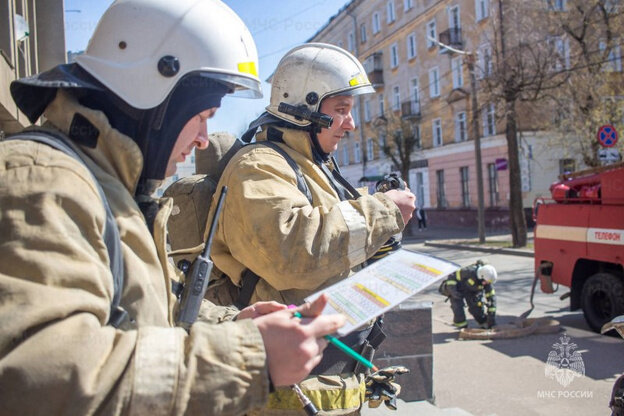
[
  {"xmin": 413, "ymin": 124, "xmax": 422, "ymax": 148},
  {"xmin": 429, "ymin": 67, "xmax": 440, "ymax": 97},
  {"xmin": 548, "ymin": 36, "xmax": 570, "ymax": 71},
  {"xmin": 460, "ymin": 166, "xmax": 470, "ymax": 207},
  {"xmin": 360, "ymin": 23, "xmax": 367, "ymax": 43},
  {"xmin": 392, "ymin": 85, "xmax": 401, "ymax": 110},
  {"xmin": 600, "ymin": 40, "xmax": 623, "ymax": 72},
  {"xmin": 342, "ymin": 145, "xmax": 350, "ymax": 166},
  {"xmin": 379, "ymin": 130, "xmax": 387, "ymax": 150},
  {"xmin": 546, "ymin": 0, "xmax": 566, "ymax": 11},
  {"xmin": 404, "ymin": 0, "xmax": 414, "ymax": 11},
  {"xmin": 605, "ymin": 0, "xmax": 619, "ymax": 13},
  {"xmin": 372, "ymin": 12, "xmax": 381, "ymax": 34},
  {"xmin": 390, "ymin": 43, "xmax": 399, "ymax": 68},
  {"xmin": 378, "ymin": 94, "xmax": 385, "ymax": 117},
  {"xmin": 407, "ymin": 33, "xmax": 417, "ymax": 59},
  {"xmin": 451, "ymin": 56, "xmax": 464, "ymax": 88},
  {"xmin": 432, "ymin": 118, "xmax": 443, "ymax": 147},
  {"xmin": 559, "ymin": 158, "xmax": 576, "ymax": 175},
  {"xmin": 387, "ymin": 1, "xmax": 396, "ymax": 23},
  {"xmin": 416, "ymin": 172, "xmax": 425, "ymax": 207},
  {"xmin": 364, "ymin": 99, "xmax": 371, "ymax": 122},
  {"xmin": 367, "ymin": 138, "xmax": 375, "ymax": 161},
  {"xmin": 348, "ymin": 31, "xmax": 355, "ymax": 53},
  {"xmin": 426, "ymin": 19, "xmax": 437, "ymax": 48},
  {"xmin": 436, "ymin": 169, "xmax": 447, "ymax": 208},
  {"xmin": 483, "ymin": 103, "xmax": 496, "ymax": 136},
  {"xmin": 352, "ymin": 101, "xmax": 360, "ymax": 126},
  {"xmin": 478, "ymin": 44, "xmax": 493, "ymax": 78},
  {"xmin": 410, "ymin": 77, "xmax": 420, "ymax": 113},
  {"xmin": 455, "ymin": 111, "xmax": 467, "ymax": 142},
  {"xmin": 448, "ymin": 5, "xmax": 461, "ymax": 29},
  {"xmin": 488, "ymin": 163, "xmax": 499, "ymax": 206},
  {"xmin": 354, "ymin": 142, "xmax": 361, "ymax": 163},
  {"xmin": 476, "ymin": 0, "xmax": 490, "ymax": 21}
]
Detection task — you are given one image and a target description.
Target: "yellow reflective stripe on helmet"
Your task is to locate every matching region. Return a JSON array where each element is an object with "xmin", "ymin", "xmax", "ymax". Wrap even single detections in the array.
[
  {"xmin": 237, "ymin": 61, "xmax": 258, "ymax": 77},
  {"xmin": 267, "ymin": 383, "xmax": 366, "ymax": 410},
  {"xmin": 349, "ymin": 73, "xmax": 368, "ymax": 86}
]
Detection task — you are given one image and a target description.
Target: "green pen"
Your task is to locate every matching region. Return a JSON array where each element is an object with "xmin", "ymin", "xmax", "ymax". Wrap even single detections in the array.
[{"xmin": 293, "ymin": 311, "xmax": 378, "ymax": 372}]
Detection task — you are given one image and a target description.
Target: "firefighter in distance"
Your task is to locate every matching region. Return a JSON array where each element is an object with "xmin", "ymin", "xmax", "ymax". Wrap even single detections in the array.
[{"xmin": 439, "ymin": 260, "xmax": 498, "ymax": 329}]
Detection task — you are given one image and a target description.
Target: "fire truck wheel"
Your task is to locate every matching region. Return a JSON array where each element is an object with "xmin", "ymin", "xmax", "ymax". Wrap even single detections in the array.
[{"xmin": 581, "ymin": 272, "xmax": 624, "ymax": 334}]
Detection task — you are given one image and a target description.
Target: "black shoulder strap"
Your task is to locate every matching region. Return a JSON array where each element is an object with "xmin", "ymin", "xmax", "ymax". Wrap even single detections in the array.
[{"xmin": 5, "ymin": 131, "xmax": 128, "ymax": 328}]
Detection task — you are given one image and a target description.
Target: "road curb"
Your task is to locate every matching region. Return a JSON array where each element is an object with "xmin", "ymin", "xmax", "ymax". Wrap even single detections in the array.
[{"xmin": 423, "ymin": 241, "xmax": 534, "ymax": 258}]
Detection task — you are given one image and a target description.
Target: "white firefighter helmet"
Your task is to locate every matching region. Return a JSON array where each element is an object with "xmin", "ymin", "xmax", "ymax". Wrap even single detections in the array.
[
  {"xmin": 266, "ymin": 43, "xmax": 375, "ymax": 126},
  {"xmin": 477, "ymin": 264, "xmax": 497, "ymax": 283},
  {"xmin": 76, "ymin": 0, "xmax": 261, "ymax": 109}
]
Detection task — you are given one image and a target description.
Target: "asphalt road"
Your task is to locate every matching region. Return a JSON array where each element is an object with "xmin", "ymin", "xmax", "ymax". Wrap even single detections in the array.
[{"xmin": 387, "ymin": 243, "xmax": 624, "ymax": 416}]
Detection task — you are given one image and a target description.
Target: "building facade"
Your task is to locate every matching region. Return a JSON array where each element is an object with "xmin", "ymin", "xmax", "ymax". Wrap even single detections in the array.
[
  {"xmin": 308, "ymin": 0, "xmax": 623, "ymax": 230},
  {"xmin": 1, "ymin": 0, "xmax": 66, "ymax": 135}
]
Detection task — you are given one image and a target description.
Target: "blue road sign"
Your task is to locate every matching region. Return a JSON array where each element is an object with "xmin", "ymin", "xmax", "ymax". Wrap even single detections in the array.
[{"xmin": 597, "ymin": 125, "xmax": 618, "ymax": 148}]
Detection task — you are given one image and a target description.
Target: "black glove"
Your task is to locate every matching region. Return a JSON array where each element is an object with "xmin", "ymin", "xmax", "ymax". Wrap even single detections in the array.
[{"xmin": 365, "ymin": 366, "xmax": 410, "ymax": 410}]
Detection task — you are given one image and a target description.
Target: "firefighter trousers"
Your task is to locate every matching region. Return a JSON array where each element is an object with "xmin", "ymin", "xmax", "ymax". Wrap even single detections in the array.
[{"xmin": 450, "ymin": 294, "xmax": 487, "ymax": 326}]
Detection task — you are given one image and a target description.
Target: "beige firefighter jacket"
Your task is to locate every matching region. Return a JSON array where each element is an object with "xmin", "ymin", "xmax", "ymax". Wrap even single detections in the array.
[
  {"xmin": 210, "ymin": 126, "xmax": 404, "ymax": 306},
  {"xmin": 0, "ymin": 91, "xmax": 269, "ymax": 416},
  {"xmin": 207, "ymin": 126, "xmax": 404, "ymax": 415}
]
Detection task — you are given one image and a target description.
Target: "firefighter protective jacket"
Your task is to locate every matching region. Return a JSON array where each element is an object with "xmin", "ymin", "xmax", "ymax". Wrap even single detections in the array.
[
  {"xmin": 446, "ymin": 264, "xmax": 497, "ymax": 313},
  {"xmin": 210, "ymin": 126, "xmax": 405, "ymax": 307},
  {"xmin": 0, "ymin": 91, "xmax": 269, "ymax": 415},
  {"xmin": 208, "ymin": 125, "xmax": 404, "ymax": 415}
]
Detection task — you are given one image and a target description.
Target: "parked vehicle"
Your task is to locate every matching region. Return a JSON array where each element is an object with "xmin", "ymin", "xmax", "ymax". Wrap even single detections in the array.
[{"xmin": 533, "ymin": 162, "xmax": 624, "ymax": 333}]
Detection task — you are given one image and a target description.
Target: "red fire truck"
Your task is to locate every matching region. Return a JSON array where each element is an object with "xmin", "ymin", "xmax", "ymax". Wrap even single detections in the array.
[{"xmin": 533, "ymin": 162, "xmax": 624, "ymax": 333}]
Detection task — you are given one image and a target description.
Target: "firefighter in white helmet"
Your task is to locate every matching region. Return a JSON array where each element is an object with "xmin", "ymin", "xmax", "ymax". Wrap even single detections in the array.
[
  {"xmin": 207, "ymin": 43, "xmax": 416, "ymax": 414},
  {"xmin": 439, "ymin": 260, "xmax": 498, "ymax": 329},
  {"xmin": 0, "ymin": 1, "xmax": 345, "ymax": 414}
]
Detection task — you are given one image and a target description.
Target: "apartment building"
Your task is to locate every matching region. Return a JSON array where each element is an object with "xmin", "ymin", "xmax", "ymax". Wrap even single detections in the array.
[
  {"xmin": 308, "ymin": 0, "xmax": 623, "ymax": 229},
  {"xmin": 1, "ymin": 0, "xmax": 66, "ymax": 135}
]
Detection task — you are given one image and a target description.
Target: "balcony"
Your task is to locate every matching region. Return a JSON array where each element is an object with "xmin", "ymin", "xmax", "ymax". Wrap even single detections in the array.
[
  {"xmin": 401, "ymin": 100, "xmax": 421, "ymax": 120},
  {"xmin": 438, "ymin": 28, "xmax": 463, "ymax": 52},
  {"xmin": 363, "ymin": 52, "xmax": 384, "ymax": 86}
]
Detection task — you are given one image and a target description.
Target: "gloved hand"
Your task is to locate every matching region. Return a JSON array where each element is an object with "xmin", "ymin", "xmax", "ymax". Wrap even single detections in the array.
[
  {"xmin": 365, "ymin": 366, "xmax": 410, "ymax": 410},
  {"xmin": 487, "ymin": 313, "xmax": 496, "ymax": 329}
]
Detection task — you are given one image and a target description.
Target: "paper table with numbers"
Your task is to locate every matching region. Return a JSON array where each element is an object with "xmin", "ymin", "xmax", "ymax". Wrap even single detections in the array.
[{"xmin": 305, "ymin": 249, "xmax": 460, "ymax": 336}]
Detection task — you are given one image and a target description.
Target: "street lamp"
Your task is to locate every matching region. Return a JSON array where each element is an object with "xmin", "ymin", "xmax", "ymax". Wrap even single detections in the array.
[{"xmin": 427, "ymin": 36, "xmax": 486, "ymax": 243}]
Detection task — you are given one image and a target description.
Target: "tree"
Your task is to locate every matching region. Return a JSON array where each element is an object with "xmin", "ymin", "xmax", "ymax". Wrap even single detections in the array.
[
  {"xmin": 374, "ymin": 107, "xmax": 422, "ymax": 189},
  {"xmin": 478, "ymin": 0, "xmax": 572, "ymax": 247},
  {"xmin": 546, "ymin": 0, "xmax": 624, "ymax": 167}
]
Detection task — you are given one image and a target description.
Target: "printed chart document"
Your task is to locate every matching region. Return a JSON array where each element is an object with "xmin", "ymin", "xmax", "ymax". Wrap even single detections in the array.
[{"xmin": 305, "ymin": 249, "xmax": 460, "ymax": 336}]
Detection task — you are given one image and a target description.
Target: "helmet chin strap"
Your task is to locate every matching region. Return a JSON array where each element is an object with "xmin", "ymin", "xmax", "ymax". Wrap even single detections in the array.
[{"xmin": 309, "ymin": 127, "xmax": 330, "ymax": 163}]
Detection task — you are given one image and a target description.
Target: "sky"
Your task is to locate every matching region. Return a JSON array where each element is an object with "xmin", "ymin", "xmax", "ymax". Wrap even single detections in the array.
[{"xmin": 64, "ymin": 0, "xmax": 351, "ymax": 136}]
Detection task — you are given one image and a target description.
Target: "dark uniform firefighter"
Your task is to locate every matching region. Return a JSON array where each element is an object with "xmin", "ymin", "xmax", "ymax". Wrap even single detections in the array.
[{"xmin": 440, "ymin": 261, "xmax": 498, "ymax": 329}]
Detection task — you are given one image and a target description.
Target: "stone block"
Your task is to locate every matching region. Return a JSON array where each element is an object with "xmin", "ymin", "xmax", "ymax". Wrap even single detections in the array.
[{"xmin": 374, "ymin": 300, "xmax": 433, "ymax": 402}]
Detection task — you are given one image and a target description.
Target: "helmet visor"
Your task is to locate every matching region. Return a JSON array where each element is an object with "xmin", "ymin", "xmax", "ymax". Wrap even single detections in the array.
[{"xmin": 209, "ymin": 72, "xmax": 263, "ymax": 99}]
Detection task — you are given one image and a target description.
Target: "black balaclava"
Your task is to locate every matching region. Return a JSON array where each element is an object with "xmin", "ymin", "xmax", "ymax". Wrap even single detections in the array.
[{"xmin": 10, "ymin": 64, "xmax": 228, "ymax": 231}]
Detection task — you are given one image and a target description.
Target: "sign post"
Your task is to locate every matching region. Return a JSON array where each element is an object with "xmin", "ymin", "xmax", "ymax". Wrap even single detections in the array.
[{"xmin": 597, "ymin": 125, "xmax": 620, "ymax": 164}]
